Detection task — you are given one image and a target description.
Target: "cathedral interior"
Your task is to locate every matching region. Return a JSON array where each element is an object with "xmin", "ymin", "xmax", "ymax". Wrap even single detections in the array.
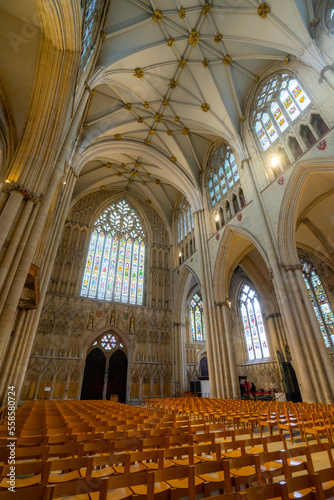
[{"xmin": 0, "ymin": 0, "xmax": 334, "ymax": 407}]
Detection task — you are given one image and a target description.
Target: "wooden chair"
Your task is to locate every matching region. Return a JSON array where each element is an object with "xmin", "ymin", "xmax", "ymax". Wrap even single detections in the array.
[
  {"xmin": 164, "ymin": 444, "xmax": 200, "ymax": 466},
  {"xmin": 145, "ymin": 464, "xmax": 203, "ymax": 500},
  {"xmin": 15, "ymin": 444, "xmax": 50, "ymax": 462},
  {"xmin": 315, "ymin": 467, "xmax": 334, "ymax": 498},
  {"xmin": 200, "ymin": 493, "xmax": 246, "ymax": 500},
  {"xmin": 307, "ymin": 443, "xmax": 334, "ymax": 471},
  {"xmin": 265, "ymin": 433, "xmax": 288, "ymax": 452},
  {"xmin": 285, "ymin": 445, "xmax": 314, "ymax": 475},
  {"xmin": 48, "ymin": 477, "xmax": 106, "ymax": 499},
  {"xmin": 0, "ymin": 484, "xmax": 52, "ymax": 500},
  {"xmin": 0, "ymin": 460, "xmax": 51, "ymax": 489},
  {"xmin": 194, "ymin": 459, "xmax": 232, "ymax": 497},
  {"xmin": 243, "ymin": 437, "xmax": 268, "ymax": 455},
  {"xmin": 219, "ymin": 440, "xmax": 246, "ymax": 459},
  {"xmin": 100, "ymin": 468, "xmax": 151, "ymax": 500},
  {"xmin": 48, "ymin": 456, "xmax": 93, "ymax": 483},
  {"xmin": 277, "ymin": 414, "xmax": 303, "ymax": 444},
  {"xmin": 279, "ymin": 472, "xmax": 325, "ymax": 499},
  {"xmin": 48, "ymin": 442, "xmax": 84, "ymax": 459},
  {"xmin": 227, "ymin": 454, "xmax": 264, "ymax": 491},
  {"xmin": 91, "ymin": 452, "xmax": 128, "ymax": 479},
  {"xmin": 258, "ymin": 449, "xmax": 290, "ymax": 482},
  {"xmin": 243, "ymin": 481, "xmax": 284, "ymax": 499}
]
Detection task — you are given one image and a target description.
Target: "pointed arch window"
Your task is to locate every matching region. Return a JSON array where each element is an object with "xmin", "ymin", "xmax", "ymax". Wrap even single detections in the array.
[
  {"xmin": 176, "ymin": 196, "xmax": 194, "ymax": 244},
  {"xmin": 190, "ymin": 293, "xmax": 206, "ymax": 342},
  {"xmin": 81, "ymin": 200, "xmax": 145, "ymax": 305},
  {"xmin": 253, "ymin": 74, "xmax": 311, "ymax": 152},
  {"xmin": 207, "ymin": 144, "xmax": 241, "ymax": 209},
  {"xmin": 301, "ymin": 259, "xmax": 334, "ymax": 348},
  {"xmin": 240, "ymin": 284, "xmax": 269, "ymax": 360},
  {"xmin": 80, "ymin": 0, "xmax": 104, "ymax": 70}
]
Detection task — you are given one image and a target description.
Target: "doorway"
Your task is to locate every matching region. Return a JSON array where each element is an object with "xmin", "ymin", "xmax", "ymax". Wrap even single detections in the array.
[
  {"xmin": 107, "ymin": 349, "xmax": 128, "ymax": 403},
  {"xmin": 81, "ymin": 348, "xmax": 106, "ymax": 400}
]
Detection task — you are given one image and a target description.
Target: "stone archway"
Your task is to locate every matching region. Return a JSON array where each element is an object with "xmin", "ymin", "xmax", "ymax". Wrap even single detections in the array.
[{"xmin": 81, "ymin": 348, "xmax": 106, "ymax": 400}]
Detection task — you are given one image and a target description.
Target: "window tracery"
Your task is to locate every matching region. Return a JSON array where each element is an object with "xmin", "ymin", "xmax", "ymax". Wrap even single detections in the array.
[
  {"xmin": 240, "ymin": 284, "xmax": 269, "ymax": 361},
  {"xmin": 81, "ymin": 200, "xmax": 145, "ymax": 305},
  {"xmin": 92, "ymin": 333, "xmax": 124, "ymax": 353},
  {"xmin": 252, "ymin": 73, "xmax": 328, "ymax": 172},
  {"xmin": 301, "ymin": 259, "xmax": 334, "ymax": 348},
  {"xmin": 176, "ymin": 196, "xmax": 194, "ymax": 263},
  {"xmin": 80, "ymin": 0, "xmax": 104, "ymax": 70},
  {"xmin": 207, "ymin": 143, "xmax": 243, "ymax": 229},
  {"xmin": 190, "ymin": 293, "xmax": 206, "ymax": 342}
]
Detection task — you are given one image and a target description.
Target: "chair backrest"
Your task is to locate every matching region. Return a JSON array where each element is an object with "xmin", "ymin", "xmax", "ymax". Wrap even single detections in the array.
[
  {"xmin": 307, "ymin": 443, "xmax": 334, "ymax": 468},
  {"xmin": 265, "ymin": 433, "xmax": 287, "ymax": 451},
  {"xmin": 48, "ymin": 477, "xmax": 106, "ymax": 499},
  {"xmin": 164, "ymin": 444, "xmax": 195, "ymax": 465},
  {"xmin": 48, "ymin": 456, "xmax": 93, "ymax": 483},
  {"xmin": 287, "ymin": 445, "xmax": 314, "ymax": 473},
  {"xmin": 279, "ymin": 472, "xmax": 325, "ymax": 500},
  {"xmin": 194, "ymin": 459, "xmax": 232, "ymax": 492},
  {"xmin": 15, "ymin": 444, "xmax": 50, "ymax": 462},
  {"xmin": 245, "ymin": 482, "xmax": 284, "ymax": 500},
  {"xmin": 0, "ymin": 484, "xmax": 52, "ymax": 500}
]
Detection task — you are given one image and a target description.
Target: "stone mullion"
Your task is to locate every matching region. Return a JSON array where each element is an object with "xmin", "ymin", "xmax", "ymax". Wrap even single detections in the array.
[
  {"xmin": 273, "ymin": 313, "xmax": 287, "ymax": 357},
  {"xmin": 63, "ymin": 373, "xmax": 71, "ymax": 400},
  {"xmin": 266, "ymin": 314, "xmax": 281, "ymax": 357},
  {"xmin": 241, "ymin": 159, "xmax": 319, "ymax": 402},
  {"xmin": 102, "ymin": 357, "xmax": 110, "ymax": 400},
  {"xmin": 173, "ymin": 322, "xmax": 186, "ymax": 395},
  {"xmin": 295, "ymin": 267, "xmax": 334, "ymax": 402},
  {"xmin": 49, "ymin": 372, "xmax": 58, "ymax": 400},
  {"xmin": 193, "ymin": 210, "xmax": 220, "ymax": 398}
]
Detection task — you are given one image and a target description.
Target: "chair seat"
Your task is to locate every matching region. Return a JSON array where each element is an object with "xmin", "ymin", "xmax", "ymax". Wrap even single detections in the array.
[
  {"xmin": 91, "ymin": 465, "xmax": 115, "ymax": 478},
  {"xmin": 105, "ymin": 487, "xmax": 133, "ymax": 500},
  {"xmin": 0, "ymin": 474, "xmax": 42, "ymax": 488},
  {"xmin": 144, "ymin": 459, "xmax": 174, "ymax": 470},
  {"xmin": 222, "ymin": 450, "xmax": 242, "ymax": 458},
  {"xmin": 195, "ymin": 453, "xmax": 217, "ymax": 462},
  {"xmin": 246, "ymin": 447, "xmax": 264, "ymax": 455},
  {"xmin": 288, "ymin": 488, "xmax": 312, "ymax": 499},
  {"xmin": 198, "ymin": 470, "xmax": 226, "ymax": 483},
  {"xmin": 230, "ymin": 465, "xmax": 256, "ymax": 477},
  {"xmin": 166, "ymin": 476, "xmax": 204, "ymax": 489},
  {"xmin": 49, "ymin": 471, "xmax": 81, "ymax": 483},
  {"xmin": 131, "ymin": 481, "xmax": 170, "ymax": 495},
  {"xmin": 320, "ymin": 480, "xmax": 334, "ymax": 492},
  {"xmin": 260, "ymin": 461, "xmax": 283, "ymax": 472},
  {"xmin": 170, "ymin": 456, "xmax": 201, "ymax": 466},
  {"xmin": 113, "ymin": 463, "xmax": 146, "ymax": 474}
]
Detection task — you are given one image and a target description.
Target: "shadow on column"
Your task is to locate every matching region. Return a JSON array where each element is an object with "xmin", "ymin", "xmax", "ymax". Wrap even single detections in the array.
[
  {"xmin": 81, "ymin": 348, "xmax": 106, "ymax": 400},
  {"xmin": 107, "ymin": 349, "xmax": 128, "ymax": 403}
]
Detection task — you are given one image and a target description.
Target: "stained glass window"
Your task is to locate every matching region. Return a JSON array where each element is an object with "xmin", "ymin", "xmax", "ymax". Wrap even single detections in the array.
[
  {"xmin": 301, "ymin": 259, "xmax": 334, "ymax": 348},
  {"xmin": 207, "ymin": 144, "xmax": 241, "ymax": 207},
  {"xmin": 101, "ymin": 334, "xmax": 117, "ymax": 351},
  {"xmin": 176, "ymin": 196, "xmax": 194, "ymax": 242},
  {"xmin": 81, "ymin": 200, "xmax": 145, "ymax": 305},
  {"xmin": 240, "ymin": 284, "xmax": 269, "ymax": 361},
  {"xmin": 190, "ymin": 293, "xmax": 206, "ymax": 342},
  {"xmin": 80, "ymin": 0, "xmax": 104, "ymax": 70},
  {"xmin": 253, "ymin": 74, "xmax": 311, "ymax": 152}
]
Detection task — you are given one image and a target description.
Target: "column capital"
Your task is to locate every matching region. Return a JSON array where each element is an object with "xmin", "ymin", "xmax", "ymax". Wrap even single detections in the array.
[
  {"xmin": 1, "ymin": 182, "xmax": 42, "ymax": 203},
  {"xmin": 173, "ymin": 322, "xmax": 185, "ymax": 327},
  {"xmin": 214, "ymin": 301, "xmax": 225, "ymax": 307},
  {"xmin": 240, "ymin": 157, "xmax": 252, "ymax": 169},
  {"xmin": 319, "ymin": 64, "xmax": 334, "ymax": 83},
  {"xmin": 192, "ymin": 209, "xmax": 205, "ymax": 216},
  {"xmin": 280, "ymin": 262, "xmax": 302, "ymax": 272}
]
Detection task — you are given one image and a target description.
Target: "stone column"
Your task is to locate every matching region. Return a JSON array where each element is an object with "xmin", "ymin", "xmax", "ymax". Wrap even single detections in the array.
[
  {"xmin": 102, "ymin": 357, "xmax": 110, "ymax": 400},
  {"xmin": 214, "ymin": 302, "xmax": 230, "ymax": 398},
  {"xmin": 63, "ymin": 373, "xmax": 71, "ymax": 400},
  {"xmin": 49, "ymin": 372, "xmax": 57, "ymax": 400},
  {"xmin": 33, "ymin": 373, "xmax": 43, "ymax": 400},
  {"xmin": 222, "ymin": 303, "xmax": 239, "ymax": 398},
  {"xmin": 240, "ymin": 159, "xmax": 316, "ymax": 402},
  {"xmin": 173, "ymin": 322, "xmax": 187, "ymax": 394}
]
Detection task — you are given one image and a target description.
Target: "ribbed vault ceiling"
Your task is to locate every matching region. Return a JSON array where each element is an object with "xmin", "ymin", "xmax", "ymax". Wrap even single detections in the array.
[{"xmin": 74, "ymin": 0, "xmax": 320, "ymax": 221}]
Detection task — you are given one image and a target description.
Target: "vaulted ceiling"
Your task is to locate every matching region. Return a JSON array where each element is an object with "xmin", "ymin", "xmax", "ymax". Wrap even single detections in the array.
[{"xmin": 77, "ymin": 0, "xmax": 320, "ymax": 223}]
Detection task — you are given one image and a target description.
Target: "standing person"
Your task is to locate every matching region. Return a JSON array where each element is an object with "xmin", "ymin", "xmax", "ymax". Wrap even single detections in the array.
[{"xmin": 250, "ymin": 382, "xmax": 256, "ymax": 398}]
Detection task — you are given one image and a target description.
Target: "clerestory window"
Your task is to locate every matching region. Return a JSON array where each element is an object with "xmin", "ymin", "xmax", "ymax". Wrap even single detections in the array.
[
  {"xmin": 190, "ymin": 293, "xmax": 206, "ymax": 342},
  {"xmin": 81, "ymin": 200, "xmax": 145, "ymax": 305}
]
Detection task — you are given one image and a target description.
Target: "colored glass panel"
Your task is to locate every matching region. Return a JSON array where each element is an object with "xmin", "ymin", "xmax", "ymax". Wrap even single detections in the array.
[
  {"xmin": 262, "ymin": 113, "xmax": 278, "ymax": 143},
  {"xmin": 129, "ymin": 240, "xmax": 139, "ymax": 304},
  {"xmin": 195, "ymin": 306, "xmax": 203, "ymax": 341},
  {"xmin": 97, "ymin": 234, "xmax": 112, "ymax": 300},
  {"xmin": 121, "ymin": 239, "xmax": 132, "ymax": 303},
  {"xmin": 89, "ymin": 232, "xmax": 104, "ymax": 298},
  {"xmin": 114, "ymin": 237, "xmax": 125, "ymax": 301},
  {"xmin": 242, "ymin": 303, "xmax": 254, "ymax": 360},
  {"xmin": 137, "ymin": 242, "xmax": 145, "ymax": 305},
  {"xmin": 230, "ymin": 153, "xmax": 239, "ymax": 182},
  {"xmin": 280, "ymin": 89, "xmax": 300, "ymax": 120},
  {"xmin": 105, "ymin": 236, "xmax": 118, "ymax": 300},
  {"xmin": 288, "ymin": 79, "xmax": 310, "ymax": 111},
  {"xmin": 241, "ymin": 284, "xmax": 269, "ymax": 361},
  {"xmin": 191, "ymin": 311, "xmax": 195, "ymax": 341},
  {"xmin": 270, "ymin": 102, "xmax": 288, "ymax": 132},
  {"xmin": 219, "ymin": 166, "xmax": 227, "ymax": 195},
  {"xmin": 301, "ymin": 259, "xmax": 334, "ymax": 347},
  {"xmin": 255, "ymin": 121, "xmax": 270, "ymax": 151},
  {"xmin": 213, "ymin": 174, "xmax": 221, "ymax": 202},
  {"xmin": 81, "ymin": 229, "xmax": 98, "ymax": 297},
  {"xmin": 209, "ymin": 179, "xmax": 215, "ymax": 206},
  {"xmin": 225, "ymin": 159, "xmax": 234, "ymax": 188},
  {"xmin": 187, "ymin": 207, "xmax": 191, "ymax": 234},
  {"xmin": 180, "ymin": 214, "xmax": 183, "ymax": 241}
]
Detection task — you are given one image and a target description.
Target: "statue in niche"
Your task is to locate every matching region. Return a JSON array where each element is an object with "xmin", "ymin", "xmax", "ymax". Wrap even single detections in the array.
[
  {"xmin": 130, "ymin": 316, "xmax": 135, "ymax": 332},
  {"xmin": 87, "ymin": 313, "xmax": 94, "ymax": 330},
  {"xmin": 110, "ymin": 311, "xmax": 115, "ymax": 324}
]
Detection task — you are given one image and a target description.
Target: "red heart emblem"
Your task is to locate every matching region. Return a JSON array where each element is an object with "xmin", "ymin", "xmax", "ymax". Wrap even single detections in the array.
[
  {"xmin": 316, "ymin": 140, "xmax": 326, "ymax": 150},
  {"xmin": 237, "ymin": 213, "xmax": 242, "ymax": 221},
  {"xmin": 277, "ymin": 176, "xmax": 284, "ymax": 185}
]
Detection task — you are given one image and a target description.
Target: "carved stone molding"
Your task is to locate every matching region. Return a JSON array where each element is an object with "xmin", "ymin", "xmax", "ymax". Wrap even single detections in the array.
[
  {"xmin": 280, "ymin": 263, "xmax": 303, "ymax": 272},
  {"xmin": 1, "ymin": 182, "xmax": 42, "ymax": 202},
  {"xmin": 319, "ymin": 64, "xmax": 334, "ymax": 83}
]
